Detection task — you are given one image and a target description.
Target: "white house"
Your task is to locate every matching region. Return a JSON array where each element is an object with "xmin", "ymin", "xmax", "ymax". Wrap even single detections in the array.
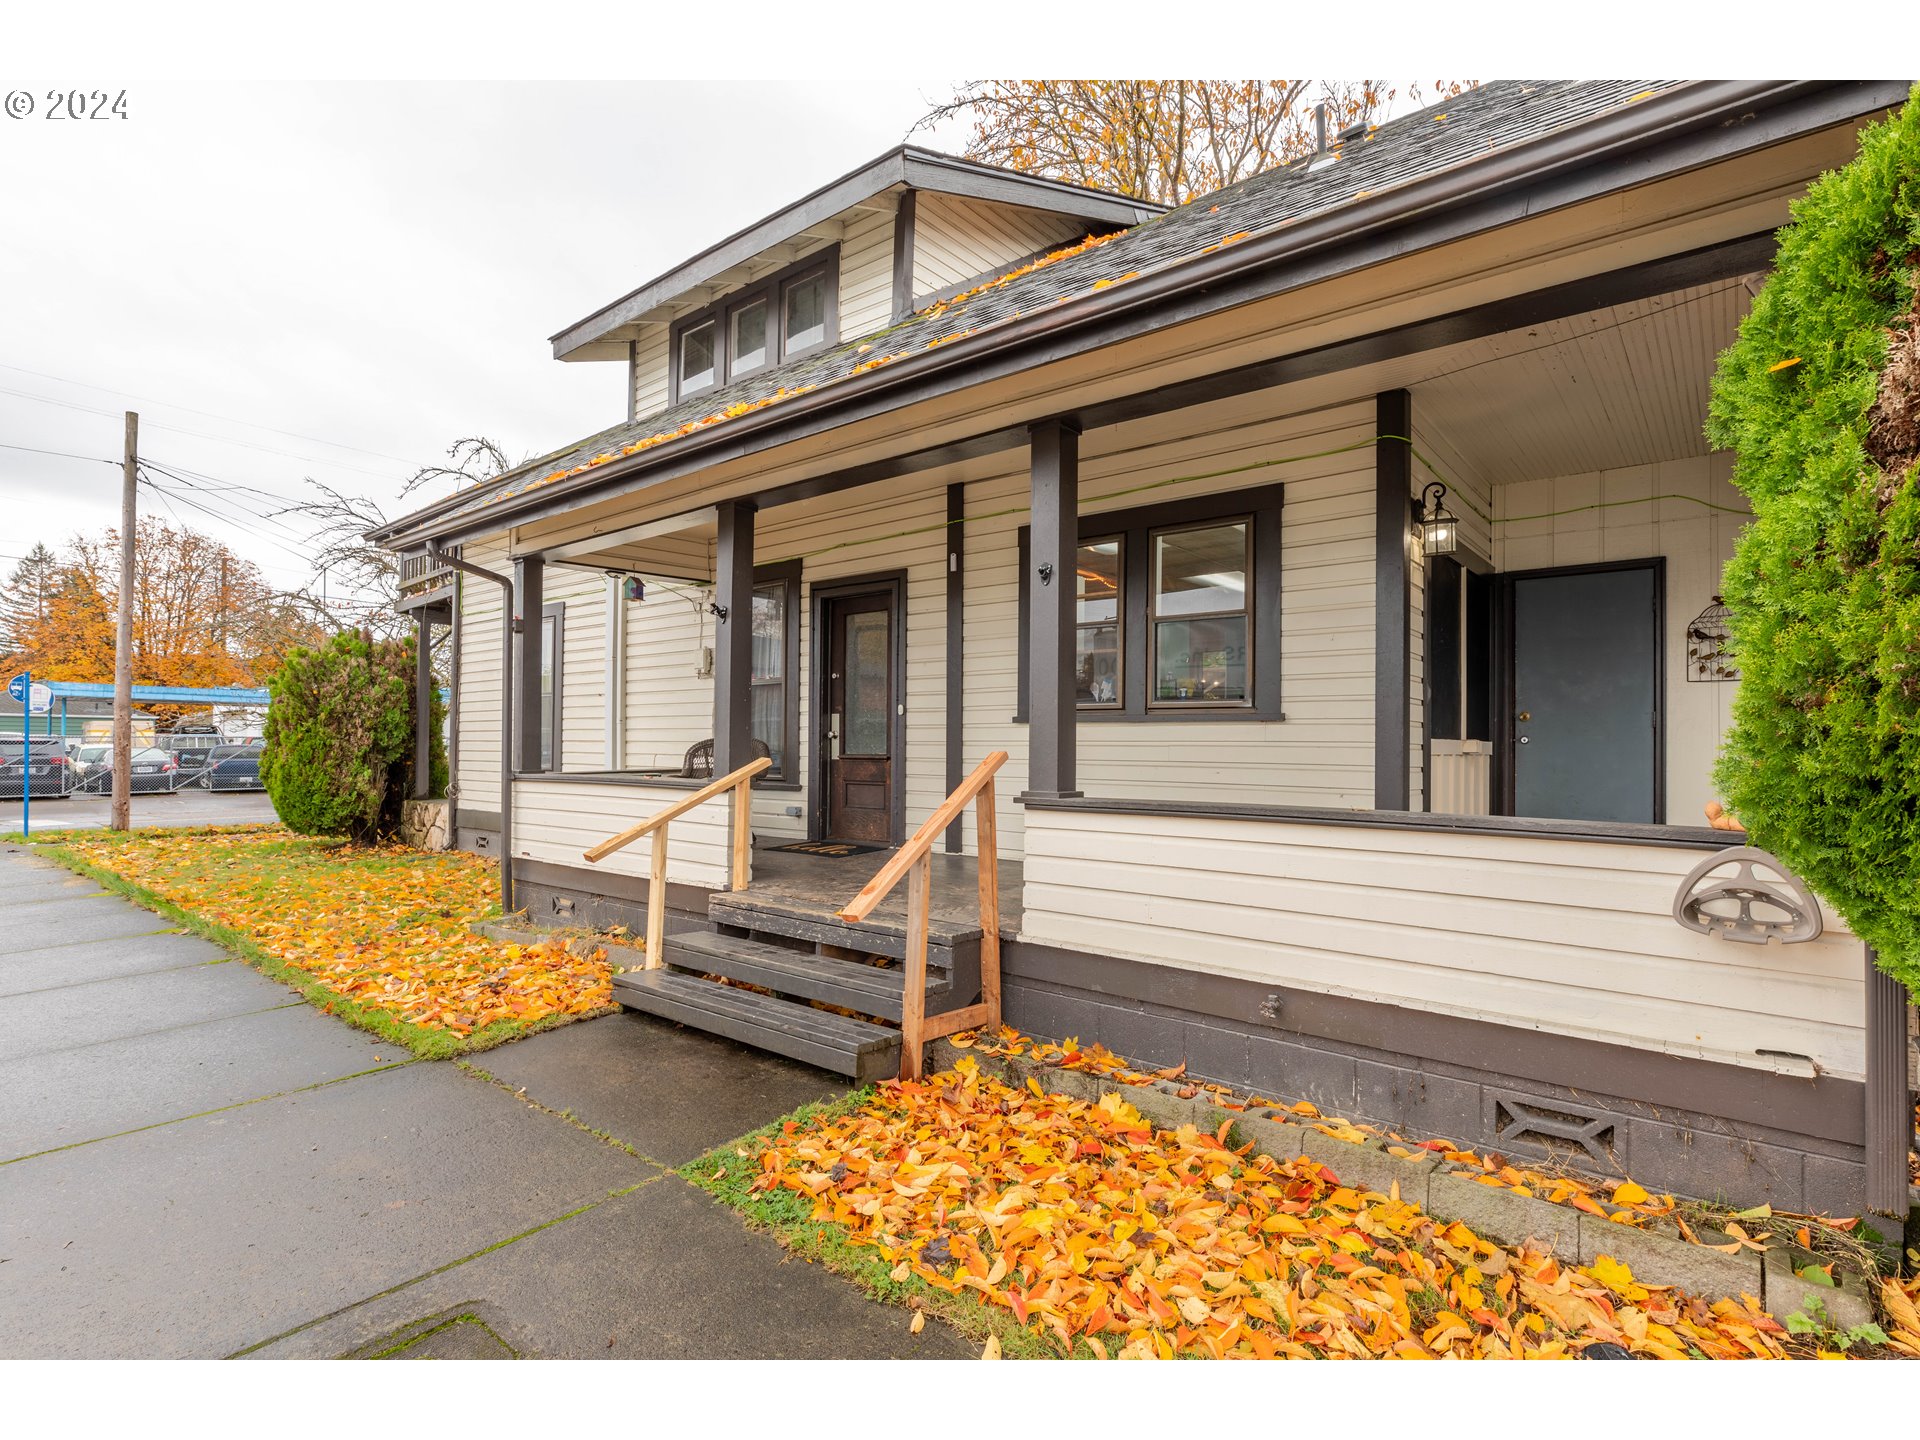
[{"xmin": 375, "ymin": 81, "xmax": 1918, "ymax": 1219}]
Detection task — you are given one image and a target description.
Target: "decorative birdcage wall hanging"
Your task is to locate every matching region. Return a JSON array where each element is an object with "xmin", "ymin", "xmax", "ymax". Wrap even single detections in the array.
[{"xmin": 1686, "ymin": 595, "xmax": 1737, "ymax": 682}]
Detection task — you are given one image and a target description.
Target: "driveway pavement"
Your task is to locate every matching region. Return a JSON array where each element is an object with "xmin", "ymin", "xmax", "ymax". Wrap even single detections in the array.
[{"xmin": 0, "ymin": 843, "xmax": 967, "ymax": 1360}]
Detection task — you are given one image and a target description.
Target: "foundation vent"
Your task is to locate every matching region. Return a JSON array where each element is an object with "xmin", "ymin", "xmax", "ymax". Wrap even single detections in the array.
[{"xmin": 1489, "ymin": 1093, "xmax": 1619, "ymax": 1167}]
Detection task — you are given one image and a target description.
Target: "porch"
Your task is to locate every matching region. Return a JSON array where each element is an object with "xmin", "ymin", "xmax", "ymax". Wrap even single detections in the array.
[{"xmin": 432, "ymin": 204, "xmax": 1910, "ymax": 1215}]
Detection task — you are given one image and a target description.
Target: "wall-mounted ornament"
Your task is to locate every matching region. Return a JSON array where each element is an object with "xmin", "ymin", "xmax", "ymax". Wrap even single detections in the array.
[{"xmin": 1685, "ymin": 595, "xmax": 1737, "ymax": 682}]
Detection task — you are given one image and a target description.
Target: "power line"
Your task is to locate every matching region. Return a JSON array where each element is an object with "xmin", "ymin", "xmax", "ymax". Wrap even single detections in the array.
[
  {"xmin": 0, "ymin": 360, "xmax": 434, "ymax": 470},
  {"xmin": 0, "ymin": 439, "xmax": 119, "ymax": 465},
  {"xmin": 0, "ymin": 385, "xmax": 412, "ymax": 483}
]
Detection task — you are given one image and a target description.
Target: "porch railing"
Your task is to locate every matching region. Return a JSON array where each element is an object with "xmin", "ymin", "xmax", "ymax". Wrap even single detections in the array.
[
  {"xmin": 581, "ymin": 755, "xmax": 770, "ymax": 967},
  {"xmin": 837, "ymin": 750, "xmax": 1008, "ymax": 1080}
]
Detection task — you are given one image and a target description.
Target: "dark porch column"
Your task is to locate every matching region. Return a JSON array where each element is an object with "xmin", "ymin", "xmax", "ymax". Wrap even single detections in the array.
[
  {"xmin": 512, "ymin": 555, "xmax": 544, "ymax": 774},
  {"xmin": 1863, "ymin": 948, "xmax": 1913, "ymax": 1223},
  {"xmin": 1025, "ymin": 419, "xmax": 1081, "ymax": 799},
  {"xmin": 713, "ymin": 499, "xmax": 757, "ymax": 778},
  {"xmin": 1374, "ymin": 390, "xmax": 1412, "ymax": 810},
  {"xmin": 413, "ymin": 608, "xmax": 433, "ymax": 799}
]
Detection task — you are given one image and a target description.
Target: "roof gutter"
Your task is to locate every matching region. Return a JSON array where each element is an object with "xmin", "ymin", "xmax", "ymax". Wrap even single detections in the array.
[{"xmin": 378, "ymin": 80, "xmax": 1903, "ymax": 550}]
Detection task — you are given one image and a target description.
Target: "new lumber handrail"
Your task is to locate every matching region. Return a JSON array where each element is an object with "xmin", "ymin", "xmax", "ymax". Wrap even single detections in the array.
[
  {"xmin": 837, "ymin": 750, "xmax": 1008, "ymax": 1080},
  {"xmin": 582, "ymin": 755, "xmax": 770, "ymax": 969}
]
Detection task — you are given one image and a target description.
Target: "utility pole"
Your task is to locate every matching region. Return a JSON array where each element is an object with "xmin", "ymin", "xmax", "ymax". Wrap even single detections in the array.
[{"xmin": 111, "ymin": 412, "xmax": 137, "ymax": 831}]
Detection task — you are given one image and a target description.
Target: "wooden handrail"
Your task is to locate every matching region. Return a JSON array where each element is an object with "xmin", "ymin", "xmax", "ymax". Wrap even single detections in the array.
[
  {"xmin": 838, "ymin": 751, "xmax": 1007, "ymax": 922},
  {"xmin": 836, "ymin": 750, "xmax": 1008, "ymax": 1081},
  {"xmin": 582, "ymin": 756, "xmax": 770, "ymax": 863},
  {"xmin": 582, "ymin": 754, "xmax": 770, "ymax": 971}
]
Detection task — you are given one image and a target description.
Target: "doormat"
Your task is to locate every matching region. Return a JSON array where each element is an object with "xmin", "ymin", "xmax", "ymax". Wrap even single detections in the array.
[{"xmin": 764, "ymin": 839, "xmax": 889, "ymax": 858}]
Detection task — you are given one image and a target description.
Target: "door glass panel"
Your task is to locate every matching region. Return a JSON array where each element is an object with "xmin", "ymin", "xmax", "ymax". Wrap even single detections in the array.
[
  {"xmin": 750, "ymin": 582, "xmax": 786, "ymax": 775},
  {"xmin": 1153, "ymin": 616, "xmax": 1248, "ymax": 703},
  {"xmin": 539, "ymin": 614, "xmax": 557, "ymax": 770},
  {"xmin": 843, "ymin": 609, "xmax": 889, "ymax": 755}
]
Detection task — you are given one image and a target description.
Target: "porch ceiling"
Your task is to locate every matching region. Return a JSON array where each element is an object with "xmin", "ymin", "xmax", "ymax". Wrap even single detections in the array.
[{"xmin": 1406, "ymin": 276, "xmax": 1758, "ymax": 486}]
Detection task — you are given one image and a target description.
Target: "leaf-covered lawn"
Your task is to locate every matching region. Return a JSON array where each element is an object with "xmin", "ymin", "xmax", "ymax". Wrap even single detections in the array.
[
  {"xmin": 30, "ymin": 825, "xmax": 611, "ymax": 1057},
  {"xmin": 733, "ymin": 1058, "xmax": 1805, "ymax": 1360}
]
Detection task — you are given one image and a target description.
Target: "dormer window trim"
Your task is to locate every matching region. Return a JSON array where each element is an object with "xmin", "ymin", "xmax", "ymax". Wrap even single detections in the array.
[{"xmin": 669, "ymin": 244, "xmax": 840, "ymax": 405}]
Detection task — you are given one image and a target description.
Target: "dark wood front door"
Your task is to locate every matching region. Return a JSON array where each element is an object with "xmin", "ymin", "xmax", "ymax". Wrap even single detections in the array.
[{"xmin": 823, "ymin": 588, "xmax": 898, "ymax": 843}]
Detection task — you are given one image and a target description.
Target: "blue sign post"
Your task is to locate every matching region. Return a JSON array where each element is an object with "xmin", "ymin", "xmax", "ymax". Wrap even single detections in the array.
[{"xmin": 7, "ymin": 669, "xmax": 30, "ymax": 837}]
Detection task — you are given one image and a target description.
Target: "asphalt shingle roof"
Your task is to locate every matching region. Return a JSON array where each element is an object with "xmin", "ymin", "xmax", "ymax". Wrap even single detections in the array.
[{"xmin": 429, "ymin": 80, "xmax": 1675, "ymax": 529}]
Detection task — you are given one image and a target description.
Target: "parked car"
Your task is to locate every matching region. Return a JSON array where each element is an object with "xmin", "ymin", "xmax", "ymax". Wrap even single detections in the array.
[
  {"xmin": 128, "ymin": 746, "xmax": 182, "ymax": 794},
  {"xmin": 70, "ymin": 743, "xmax": 112, "ymax": 788},
  {"xmin": 0, "ymin": 736, "xmax": 80, "ymax": 798},
  {"xmin": 160, "ymin": 729, "xmax": 223, "ymax": 777},
  {"xmin": 200, "ymin": 743, "xmax": 265, "ymax": 792}
]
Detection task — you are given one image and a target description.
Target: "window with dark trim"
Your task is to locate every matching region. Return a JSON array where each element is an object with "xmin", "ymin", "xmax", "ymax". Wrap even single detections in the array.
[
  {"xmin": 538, "ymin": 601, "xmax": 565, "ymax": 770},
  {"xmin": 1017, "ymin": 484, "xmax": 1283, "ymax": 722},
  {"xmin": 750, "ymin": 561, "xmax": 801, "ymax": 781},
  {"xmin": 670, "ymin": 247, "xmax": 839, "ymax": 405}
]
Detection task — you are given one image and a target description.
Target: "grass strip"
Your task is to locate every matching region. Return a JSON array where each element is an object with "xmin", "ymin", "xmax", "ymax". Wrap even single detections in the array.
[
  {"xmin": 20, "ymin": 835, "xmax": 597, "ymax": 1061},
  {"xmin": 679, "ymin": 1090, "xmax": 1060, "ymax": 1359}
]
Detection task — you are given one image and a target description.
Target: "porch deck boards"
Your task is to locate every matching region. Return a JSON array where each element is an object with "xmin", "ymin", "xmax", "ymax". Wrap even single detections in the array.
[{"xmin": 734, "ymin": 847, "xmax": 1023, "ymax": 943}]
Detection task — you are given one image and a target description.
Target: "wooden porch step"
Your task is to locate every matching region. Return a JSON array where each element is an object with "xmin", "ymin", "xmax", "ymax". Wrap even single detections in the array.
[
  {"xmin": 611, "ymin": 969, "xmax": 901, "ymax": 1083},
  {"xmin": 665, "ymin": 931, "xmax": 952, "ymax": 1022},
  {"xmin": 707, "ymin": 891, "xmax": 978, "ymax": 964}
]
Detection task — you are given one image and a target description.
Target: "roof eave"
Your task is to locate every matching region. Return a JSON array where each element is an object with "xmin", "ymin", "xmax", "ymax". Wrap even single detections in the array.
[{"xmin": 382, "ymin": 79, "xmax": 1900, "ymax": 550}]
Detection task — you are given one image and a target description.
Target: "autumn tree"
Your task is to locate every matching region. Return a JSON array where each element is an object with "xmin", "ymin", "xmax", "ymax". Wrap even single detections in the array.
[
  {"xmin": 0, "ymin": 543, "xmax": 61, "ymax": 661},
  {"xmin": 5, "ymin": 520, "xmax": 326, "ymax": 721},
  {"xmin": 917, "ymin": 81, "xmax": 1472, "ymax": 207}
]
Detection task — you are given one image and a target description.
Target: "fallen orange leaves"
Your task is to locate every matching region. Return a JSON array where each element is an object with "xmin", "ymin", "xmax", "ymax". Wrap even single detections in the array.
[
  {"xmin": 52, "ymin": 827, "xmax": 611, "ymax": 1037},
  {"xmin": 753, "ymin": 1058, "xmax": 1792, "ymax": 1359}
]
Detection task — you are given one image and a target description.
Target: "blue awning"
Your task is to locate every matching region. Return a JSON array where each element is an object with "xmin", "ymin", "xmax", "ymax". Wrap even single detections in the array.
[{"xmin": 40, "ymin": 682, "xmax": 270, "ymax": 705}]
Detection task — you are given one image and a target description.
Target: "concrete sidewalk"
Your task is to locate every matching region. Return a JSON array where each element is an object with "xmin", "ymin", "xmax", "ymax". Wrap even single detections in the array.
[{"xmin": 0, "ymin": 843, "xmax": 967, "ymax": 1360}]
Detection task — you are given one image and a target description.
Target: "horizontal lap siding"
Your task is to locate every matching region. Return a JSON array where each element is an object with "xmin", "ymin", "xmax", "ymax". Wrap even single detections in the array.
[
  {"xmin": 453, "ymin": 537, "xmax": 508, "ymax": 813},
  {"xmin": 513, "ymin": 778, "xmax": 730, "ymax": 889},
  {"xmin": 630, "ymin": 327, "xmax": 671, "ymax": 424},
  {"xmin": 1021, "ymin": 807, "xmax": 1865, "ymax": 1078},
  {"xmin": 548, "ymin": 568, "xmax": 607, "ymax": 773},
  {"xmin": 624, "ymin": 582, "xmax": 714, "ymax": 772},
  {"xmin": 965, "ymin": 399, "xmax": 1380, "ymax": 858},
  {"xmin": 911, "ymin": 194, "xmax": 1087, "ymax": 301},
  {"xmin": 837, "ymin": 208, "xmax": 896, "ymax": 340}
]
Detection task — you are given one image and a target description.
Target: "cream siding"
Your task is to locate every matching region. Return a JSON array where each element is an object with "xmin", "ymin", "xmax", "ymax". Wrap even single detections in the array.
[
  {"xmin": 513, "ymin": 777, "xmax": 731, "ymax": 889},
  {"xmin": 1490, "ymin": 453, "xmax": 1746, "ymax": 826},
  {"xmin": 911, "ymin": 193, "xmax": 1088, "ymax": 302},
  {"xmin": 836, "ymin": 205, "xmax": 897, "ymax": 340},
  {"xmin": 452, "ymin": 536, "xmax": 508, "ymax": 814},
  {"xmin": 1020, "ymin": 806, "xmax": 1866, "ymax": 1079},
  {"xmin": 963, "ymin": 399, "xmax": 1381, "ymax": 858},
  {"xmin": 629, "ymin": 326, "xmax": 671, "ymax": 423},
  {"xmin": 544, "ymin": 565, "xmax": 608, "ymax": 773},
  {"xmin": 623, "ymin": 577, "xmax": 716, "ymax": 772}
]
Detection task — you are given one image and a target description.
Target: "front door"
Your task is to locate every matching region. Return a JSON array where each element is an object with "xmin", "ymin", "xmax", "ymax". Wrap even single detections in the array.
[
  {"xmin": 822, "ymin": 587, "xmax": 898, "ymax": 844},
  {"xmin": 1505, "ymin": 562, "xmax": 1661, "ymax": 823}
]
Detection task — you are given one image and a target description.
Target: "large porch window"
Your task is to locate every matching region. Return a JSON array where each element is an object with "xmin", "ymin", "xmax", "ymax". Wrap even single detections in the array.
[
  {"xmin": 1018, "ymin": 483, "xmax": 1282, "ymax": 722},
  {"xmin": 750, "ymin": 561, "xmax": 801, "ymax": 781}
]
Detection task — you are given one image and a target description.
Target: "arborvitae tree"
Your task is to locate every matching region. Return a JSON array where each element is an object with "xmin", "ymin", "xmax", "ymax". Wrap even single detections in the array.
[
  {"xmin": 0, "ymin": 543, "xmax": 60, "ymax": 659},
  {"xmin": 1706, "ymin": 87, "xmax": 1920, "ymax": 995},
  {"xmin": 260, "ymin": 630, "xmax": 446, "ymax": 842}
]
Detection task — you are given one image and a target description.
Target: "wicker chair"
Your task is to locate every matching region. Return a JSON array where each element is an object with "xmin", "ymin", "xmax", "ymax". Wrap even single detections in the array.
[{"xmin": 678, "ymin": 736, "xmax": 771, "ymax": 778}]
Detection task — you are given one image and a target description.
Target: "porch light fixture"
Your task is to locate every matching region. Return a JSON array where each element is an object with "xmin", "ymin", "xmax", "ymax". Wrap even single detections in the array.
[{"xmin": 1417, "ymin": 482, "xmax": 1458, "ymax": 557}]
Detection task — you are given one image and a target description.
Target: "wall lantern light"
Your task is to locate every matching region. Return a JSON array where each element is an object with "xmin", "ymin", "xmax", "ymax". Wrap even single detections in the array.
[{"xmin": 1417, "ymin": 482, "xmax": 1458, "ymax": 557}]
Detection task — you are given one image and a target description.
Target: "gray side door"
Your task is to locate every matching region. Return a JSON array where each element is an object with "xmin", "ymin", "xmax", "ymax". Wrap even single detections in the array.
[{"xmin": 1508, "ymin": 563, "xmax": 1660, "ymax": 824}]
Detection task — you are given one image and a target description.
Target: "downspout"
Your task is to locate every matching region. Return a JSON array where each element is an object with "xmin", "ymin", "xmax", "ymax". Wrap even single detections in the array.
[{"xmin": 429, "ymin": 541, "xmax": 516, "ymax": 914}]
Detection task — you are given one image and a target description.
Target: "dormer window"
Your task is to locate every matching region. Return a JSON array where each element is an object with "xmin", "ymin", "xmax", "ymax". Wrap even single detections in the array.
[{"xmin": 669, "ymin": 247, "xmax": 839, "ymax": 404}]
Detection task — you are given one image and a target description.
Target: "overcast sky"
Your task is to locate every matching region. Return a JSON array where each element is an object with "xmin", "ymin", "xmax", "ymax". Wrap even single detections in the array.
[
  {"xmin": 4, "ymin": 9, "xmax": 1863, "ymax": 611},
  {"xmin": 1, "ymin": 77, "xmax": 972, "ymax": 603}
]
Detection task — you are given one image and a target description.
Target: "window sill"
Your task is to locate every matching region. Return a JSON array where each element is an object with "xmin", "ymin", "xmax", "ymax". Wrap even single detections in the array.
[
  {"xmin": 1009, "ymin": 710, "xmax": 1287, "ymax": 724},
  {"xmin": 514, "ymin": 770, "xmax": 802, "ymax": 791}
]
